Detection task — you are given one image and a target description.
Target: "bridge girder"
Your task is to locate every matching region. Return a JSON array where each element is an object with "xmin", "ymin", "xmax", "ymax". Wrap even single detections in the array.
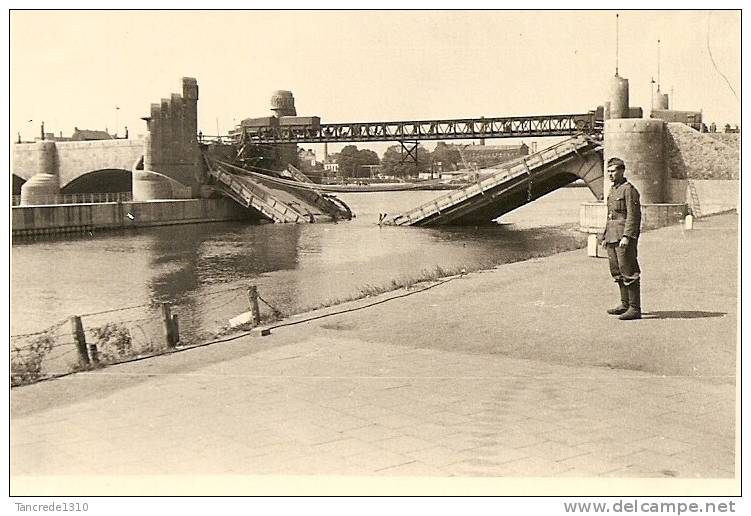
[{"xmin": 229, "ymin": 112, "xmax": 599, "ymax": 144}]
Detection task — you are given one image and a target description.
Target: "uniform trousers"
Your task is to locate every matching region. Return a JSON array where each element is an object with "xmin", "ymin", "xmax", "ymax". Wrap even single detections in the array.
[{"xmin": 606, "ymin": 241, "xmax": 641, "ymax": 285}]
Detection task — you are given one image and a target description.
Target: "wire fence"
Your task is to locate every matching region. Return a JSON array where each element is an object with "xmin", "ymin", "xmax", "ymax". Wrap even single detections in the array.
[
  {"xmin": 10, "ymin": 284, "xmax": 285, "ymax": 387},
  {"xmin": 10, "ymin": 262, "xmax": 472, "ymax": 388}
]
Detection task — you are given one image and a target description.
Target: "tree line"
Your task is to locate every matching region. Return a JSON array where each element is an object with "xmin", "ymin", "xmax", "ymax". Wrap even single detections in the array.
[{"xmin": 323, "ymin": 142, "xmax": 467, "ymax": 179}]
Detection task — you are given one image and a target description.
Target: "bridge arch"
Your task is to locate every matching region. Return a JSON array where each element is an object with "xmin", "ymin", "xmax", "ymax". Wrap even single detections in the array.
[
  {"xmin": 60, "ymin": 168, "xmax": 132, "ymax": 194},
  {"xmin": 12, "ymin": 174, "xmax": 26, "ymax": 195}
]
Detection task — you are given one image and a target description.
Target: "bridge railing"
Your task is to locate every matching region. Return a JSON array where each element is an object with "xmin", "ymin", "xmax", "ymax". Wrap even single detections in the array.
[
  {"xmin": 232, "ymin": 112, "xmax": 598, "ymax": 144},
  {"xmin": 11, "ymin": 192, "xmax": 133, "ymax": 206},
  {"xmin": 391, "ymin": 135, "xmax": 594, "ymax": 225}
]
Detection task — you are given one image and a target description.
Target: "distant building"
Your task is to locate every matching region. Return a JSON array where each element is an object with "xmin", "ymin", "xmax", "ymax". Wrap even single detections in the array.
[
  {"xmin": 650, "ymin": 110, "xmax": 703, "ymax": 131},
  {"xmin": 438, "ymin": 170, "xmax": 470, "ymax": 180},
  {"xmin": 418, "ymin": 169, "xmax": 469, "ymax": 181},
  {"xmin": 360, "ymin": 164, "xmax": 381, "ymax": 178},
  {"xmin": 298, "ymin": 148, "xmax": 317, "ymax": 167},
  {"xmin": 460, "ymin": 142, "xmax": 529, "ymax": 168},
  {"xmin": 71, "ymin": 127, "xmax": 114, "ymax": 141},
  {"xmin": 324, "ymin": 162, "xmax": 339, "ymax": 173}
]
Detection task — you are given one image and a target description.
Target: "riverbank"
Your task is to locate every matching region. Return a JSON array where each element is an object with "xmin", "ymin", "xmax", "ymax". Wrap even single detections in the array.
[
  {"xmin": 12, "ymin": 187, "xmax": 594, "ymax": 340},
  {"xmin": 11, "ymin": 212, "xmax": 737, "ymax": 494},
  {"xmin": 10, "ymin": 221, "xmax": 590, "ymax": 387},
  {"xmin": 11, "ymin": 197, "xmax": 259, "ymax": 239}
]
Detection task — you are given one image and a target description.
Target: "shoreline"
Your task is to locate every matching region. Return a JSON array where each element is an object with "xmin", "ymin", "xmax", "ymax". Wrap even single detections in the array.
[
  {"xmin": 12, "ymin": 211, "xmax": 734, "ymax": 401},
  {"xmin": 11, "ymin": 221, "xmax": 590, "ymax": 388},
  {"xmin": 10, "ymin": 212, "xmax": 737, "ymax": 484},
  {"xmin": 11, "ymin": 208, "xmax": 735, "ymax": 391}
]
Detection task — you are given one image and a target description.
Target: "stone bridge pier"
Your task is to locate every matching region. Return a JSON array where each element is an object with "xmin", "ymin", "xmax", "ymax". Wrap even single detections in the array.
[
  {"xmin": 135, "ymin": 77, "xmax": 205, "ymax": 201},
  {"xmin": 13, "ymin": 77, "xmax": 208, "ymax": 205}
]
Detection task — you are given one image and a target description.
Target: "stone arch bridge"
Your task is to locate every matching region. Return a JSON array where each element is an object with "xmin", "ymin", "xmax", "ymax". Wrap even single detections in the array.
[{"xmin": 11, "ymin": 139, "xmax": 144, "ymax": 195}]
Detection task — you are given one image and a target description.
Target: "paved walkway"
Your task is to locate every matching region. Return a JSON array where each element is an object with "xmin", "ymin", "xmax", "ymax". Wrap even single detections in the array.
[{"xmin": 11, "ymin": 214, "xmax": 737, "ymax": 487}]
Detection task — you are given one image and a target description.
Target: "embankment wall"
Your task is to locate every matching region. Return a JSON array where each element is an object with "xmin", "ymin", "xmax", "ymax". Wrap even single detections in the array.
[
  {"xmin": 665, "ymin": 123, "xmax": 739, "ymax": 180},
  {"xmin": 580, "ymin": 179, "xmax": 738, "ymax": 233},
  {"xmin": 12, "ymin": 198, "xmax": 258, "ymax": 238}
]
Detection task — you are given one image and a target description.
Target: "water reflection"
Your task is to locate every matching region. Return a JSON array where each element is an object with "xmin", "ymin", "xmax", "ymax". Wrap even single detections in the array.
[{"xmin": 11, "ymin": 188, "xmax": 592, "ymax": 338}]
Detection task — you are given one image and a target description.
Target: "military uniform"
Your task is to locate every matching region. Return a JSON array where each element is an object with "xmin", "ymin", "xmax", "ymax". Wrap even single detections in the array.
[
  {"xmin": 602, "ymin": 179, "xmax": 641, "ymax": 286},
  {"xmin": 601, "ymin": 157, "xmax": 643, "ymax": 320}
]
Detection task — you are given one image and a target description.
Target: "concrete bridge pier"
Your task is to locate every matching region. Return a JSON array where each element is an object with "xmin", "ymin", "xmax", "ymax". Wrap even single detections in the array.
[
  {"xmin": 20, "ymin": 141, "xmax": 60, "ymax": 205},
  {"xmin": 133, "ymin": 77, "xmax": 203, "ymax": 201},
  {"xmin": 581, "ymin": 118, "xmax": 688, "ymax": 239}
]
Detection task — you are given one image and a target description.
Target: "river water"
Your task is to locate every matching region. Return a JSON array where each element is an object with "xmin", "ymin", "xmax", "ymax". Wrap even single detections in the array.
[{"xmin": 11, "ymin": 187, "xmax": 594, "ymax": 340}]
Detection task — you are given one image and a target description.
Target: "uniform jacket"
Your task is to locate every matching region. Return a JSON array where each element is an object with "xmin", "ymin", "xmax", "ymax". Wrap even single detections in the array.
[{"xmin": 602, "ymin": 180, "xmax": 641, "ymax": 243}]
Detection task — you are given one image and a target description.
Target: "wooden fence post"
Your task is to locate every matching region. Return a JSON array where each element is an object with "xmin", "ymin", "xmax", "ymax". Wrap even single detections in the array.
[
  {"xmin": 248, "ymin": 286, "xmax": 261, "ymax": 326},
  {"xmin": 70, "ymin": 316, "xmax": 90, "ymax": 367},
  {"xmin": 171, "ymin": 314, "xmax": 180, "ymax": 345},
  {"xmin": 87, "ymin": 341, "xmax": 99, "ymax": 366},
  {"xmin": 161, "ymin": 303, "xmax": 176, "ymax": 348}
]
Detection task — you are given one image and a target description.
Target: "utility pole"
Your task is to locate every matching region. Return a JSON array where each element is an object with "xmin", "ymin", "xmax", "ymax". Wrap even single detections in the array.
[
  {"xmin": 650, "ymin": 77, "xmax": 655, "ymax": 112},
  {"xmin": 615, "ymin": 13, "xmax": 620, "ymax": 75}
]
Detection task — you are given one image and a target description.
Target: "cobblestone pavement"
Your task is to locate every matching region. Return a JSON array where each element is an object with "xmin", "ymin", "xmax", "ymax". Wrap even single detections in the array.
[{"xmin": 11, "ymin": 214, "xmax": 737, "ymax": 486}]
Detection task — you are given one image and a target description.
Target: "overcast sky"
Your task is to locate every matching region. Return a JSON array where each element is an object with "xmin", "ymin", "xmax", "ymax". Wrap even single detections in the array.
[{"xmin": 10, "ymin": 10, "xmax": 740, "ymax": 154}]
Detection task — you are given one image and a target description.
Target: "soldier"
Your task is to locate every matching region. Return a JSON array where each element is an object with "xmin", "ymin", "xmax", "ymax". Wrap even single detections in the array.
[{"xmin": 601, "ymin": 157, "xmax": 642, "ymax": 320}]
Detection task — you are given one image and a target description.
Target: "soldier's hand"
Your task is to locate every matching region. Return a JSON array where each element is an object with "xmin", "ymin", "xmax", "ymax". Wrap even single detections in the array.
[{"xmin": 618, "ymin": 236, "xmax": 629, "ymax": 248}]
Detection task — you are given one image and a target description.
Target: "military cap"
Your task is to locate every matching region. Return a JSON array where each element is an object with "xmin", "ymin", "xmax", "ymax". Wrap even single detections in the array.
[{"xmin": 607, "ymin": 157, "xmax": 625, "ymax": 170}]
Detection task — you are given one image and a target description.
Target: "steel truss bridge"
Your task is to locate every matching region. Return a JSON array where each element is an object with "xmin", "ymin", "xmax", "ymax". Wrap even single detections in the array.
[{"xmin": 229, "ymin": 112, "xmax": 599, "ymax": 145}]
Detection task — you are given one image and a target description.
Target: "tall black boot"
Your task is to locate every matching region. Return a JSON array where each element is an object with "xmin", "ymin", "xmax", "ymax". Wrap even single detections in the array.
[
  {"xmin": 619, "ymin": 280, "xmax": 641, "ymax": 320},
  {"xmin": 607, "ymin": 281, "xmax": 629, "ymax": 315}
]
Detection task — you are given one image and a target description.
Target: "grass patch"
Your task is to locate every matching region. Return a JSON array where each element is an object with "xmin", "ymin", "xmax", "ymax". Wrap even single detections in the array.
[{"xmin": 11, "ymin": 331, "xmax": 55, "ymax": 387}]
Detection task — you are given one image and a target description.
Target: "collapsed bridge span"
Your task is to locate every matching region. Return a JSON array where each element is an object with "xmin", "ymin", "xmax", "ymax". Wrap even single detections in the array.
[{"xmin": 385, "ymin": 135, "xmax": 603, "ymax": 226}]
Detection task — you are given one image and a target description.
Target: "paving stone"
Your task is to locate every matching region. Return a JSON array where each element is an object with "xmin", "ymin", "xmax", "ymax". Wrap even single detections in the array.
[
  {"xmin": 399, "ymin": 422, "xmax": 459, "ymax": 440},
  {"xmin": 558, "ymin": 452, "xmax": 628, "ymax": 475},
  {"xmin": 540, "ymin": 426, "xmax": 609, "ymax": 447},
  {"xmin": 405, "ymin": 446, "xmax": 468, "ymax": 468},
  {"xmin": 492, "ymin": 429, "xmax": 548, "ymax": 449},
  {"xmin": 313, "ymin": 437, "xmax": 381, "ymax": 457},
  {"xmin": 279, "ymin": 423, "xmax": 346, "ymax": 446},
  {"xmin": 459, "ymin": 444, "xmax": 530, "ymax": 464},
  {"xmin": 501, "ymin": 456, "xmax": 574, "ymax": 476},
  {"xmin": 618, "ymin": 449, "xmax": 691, "ymax": 475},
  {"xmin": 677, "ymin": 445, "xmax": 736, "ymax": 472},
  {"xmin": 341, "ymin": 423, "xmax": 403, "ymax": 443},
  {"xmin": 315, "ymin": 412, "xmax": 370, "ymax": 432},
  {"xmin": 677, "ymin": 462, "xmax": 735, "ymax": 479},
  {"xmin": 318, "ymin": 395, "xmax": 364, "ymax": 411},
  {"xmin": 233, "ymin": 429, "xmax": 295, "ymax": 449},
  {"xmin": 630, "ymin": 435, "xmax": 697, "ymax": 456},
  {"xmin": 520, "ymin": 418, "xmax": 569, "ymax": 434},
  {"xmin": 375, "ymin": 460, "xmax": 447, "ymax": 476},
  {"xmin": 601, "ymin": 464, "xmax": 666, "ymax": 478},
  {"xmin": 437, "ymin": 432, "xmax": 495, "ymax": 451},
  {"xmin": 440, "ymin": 458, "xmax": 520, "ymax": 477},
  {"xmin": 517, "ymin": 440, "xmax": 589, "ymax": 462},
  {"xmin": 272, "ymin": 454, "xmax": 369, "ymax": 476},
  {"xmin": 573, "ymin": 438, "xmax": 648, "ymax": 460},
  {"xmin": 373, "ymin": 435, "xmax": 435, "ymax": 454},
  {"xmin": 343, "ymin": 403, "xmax": 400, "ymax": 420},
  {"xmin": 347, "ymin": 449, "xmax": 415, "ymax": 472},
  {"xmin": 98, "ymin": 458, "xmax": 173, "ymax": 476},
  {"xmin": 367, "ymin": 412, "xmax": 424, "ymax": 430}
]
